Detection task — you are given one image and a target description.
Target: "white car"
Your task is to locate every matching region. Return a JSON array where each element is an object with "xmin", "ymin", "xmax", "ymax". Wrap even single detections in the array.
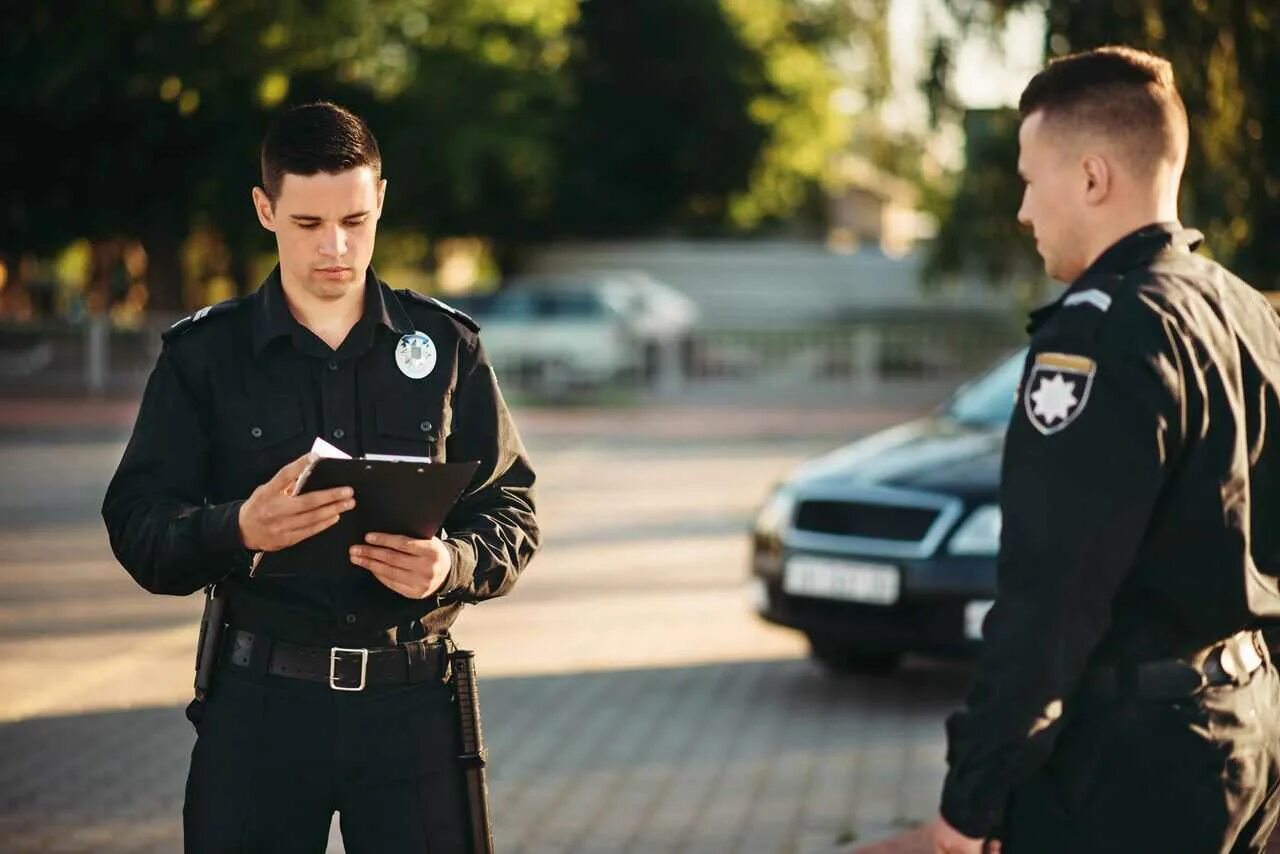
[{"xmin": 460, "ymin": 273, "xmax": 698, "ymax": 394}]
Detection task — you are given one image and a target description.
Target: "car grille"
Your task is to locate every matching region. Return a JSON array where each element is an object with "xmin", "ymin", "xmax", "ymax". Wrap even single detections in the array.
[{"xmin": 793, "ymin": 500, "xmax": 940, "ymax": 542}]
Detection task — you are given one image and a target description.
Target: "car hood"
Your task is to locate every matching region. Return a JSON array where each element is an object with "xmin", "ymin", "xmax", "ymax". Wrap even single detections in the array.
[{"xmin": 790, "ymin": 416, "xmax": 1004, "ymax": 500}]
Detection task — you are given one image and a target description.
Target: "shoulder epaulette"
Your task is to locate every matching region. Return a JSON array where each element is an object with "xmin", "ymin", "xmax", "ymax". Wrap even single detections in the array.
[
  {"xmin": 397, "ymin": 289, "xmax": 480, "ymax": 333},
  {"xmin": 162, "ymin": 296, "xmax": 244, "ymax": 341},
  {"xmin": 1062, "ymin": 273, "xmax": 1128, "ymax": 315},
  {"xmin": 1062, "ymin": 288, "xmax": 1111, "ymax": 313}
]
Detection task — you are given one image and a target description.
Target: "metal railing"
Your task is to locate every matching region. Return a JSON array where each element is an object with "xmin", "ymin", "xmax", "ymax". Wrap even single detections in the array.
[
  {"xmin": 0, "ymin": 318, "xmax": 172, "ymax": 397},
  {"xmin": 0, "ymin": 313, "xmax": 1022, "ymax": 402}
]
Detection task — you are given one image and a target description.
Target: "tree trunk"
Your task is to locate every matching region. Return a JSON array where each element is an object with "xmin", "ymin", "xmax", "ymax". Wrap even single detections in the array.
[
  {"xmin": 143, "ymin": 228, "xmax": 185, "ymax": 312},
  {"xmin": 0, "ymin": 248, "xmax": 19, "ymax": 291},
  {"xmin": 0, "ymin": 249, "xmax": 27, "ymax": 319},
  {"xmin": 226, "ymin": 232, "xmax": 264, "ymax": 297}
]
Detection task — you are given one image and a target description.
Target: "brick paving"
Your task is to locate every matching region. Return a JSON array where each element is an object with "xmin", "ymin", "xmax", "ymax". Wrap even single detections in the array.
[{"xmin": 3, "ymin": 393, "xmax": 1264, "ymax": 853}]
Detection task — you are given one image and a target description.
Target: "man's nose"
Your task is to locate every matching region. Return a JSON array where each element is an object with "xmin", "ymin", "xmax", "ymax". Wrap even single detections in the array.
[
  {"xmin": 319, "ymin": 225, "xmax": 348, "ymax": 258},
  {"xmin": 1016, "ymin": 193, "xmax": 1031, "ymax": 228}
]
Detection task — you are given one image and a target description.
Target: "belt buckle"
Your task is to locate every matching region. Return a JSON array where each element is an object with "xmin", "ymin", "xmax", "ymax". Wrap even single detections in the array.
[{"xmin": 329, "ymin": 647, "xmax": 369, "ymax": 692}]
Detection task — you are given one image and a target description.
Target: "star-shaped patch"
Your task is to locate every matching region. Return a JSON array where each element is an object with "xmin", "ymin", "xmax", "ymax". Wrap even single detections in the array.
[
  {"xmin": 1030, "ymin": 374, "xmax": 1079, "ymax": 424},
  {"xmin": 1023, "ymin": 352, "xmax": 1095, "ymax": 435}
]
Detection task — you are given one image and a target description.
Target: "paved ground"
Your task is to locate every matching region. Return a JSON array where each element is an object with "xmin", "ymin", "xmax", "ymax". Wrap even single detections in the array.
[
  {"xmin": 0, "ymin": 392, "xmax": 987, "ymax": 852},
  {"xmin": 8, "ymin": 393, "xmax": 1279, "ymax": 854}
]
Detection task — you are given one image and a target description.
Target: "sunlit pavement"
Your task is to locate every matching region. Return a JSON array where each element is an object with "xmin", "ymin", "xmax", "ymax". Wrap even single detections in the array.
[{"xmin": 0, "ymin": 397, "xmax": 977, "ymax": 853}]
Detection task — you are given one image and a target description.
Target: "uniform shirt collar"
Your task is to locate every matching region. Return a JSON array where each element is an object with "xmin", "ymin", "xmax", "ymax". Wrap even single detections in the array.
[
  {"xmin": 1080, "ymin": 221, "xmax": 1204, "ymax": 279},
  {"xmin": 251, "ymin": 265, "xmax": 414, "ymax": 357},
  {"xmin": 1024, "ymin": 222, "xmax": 1204, "ymax": 335}
]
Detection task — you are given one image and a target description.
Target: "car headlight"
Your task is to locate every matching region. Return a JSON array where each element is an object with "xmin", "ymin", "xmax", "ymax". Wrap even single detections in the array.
[
  {"xmin": 948, "ymin": 505, "xmax": 1002, "ymax": 555},
  {"xmin": 754, "ymin": 488, "xmax": 796, "ymax": 538}
]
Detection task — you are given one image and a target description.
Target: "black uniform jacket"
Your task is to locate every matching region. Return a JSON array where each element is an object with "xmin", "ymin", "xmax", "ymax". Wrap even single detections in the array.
[
  {"xmin": 941, "ymin": 223, "xmax": 1280, "ymax": 837},
  {"xmin": 102, "ymin": 267, "xmax": 539, "ymax": 647}
]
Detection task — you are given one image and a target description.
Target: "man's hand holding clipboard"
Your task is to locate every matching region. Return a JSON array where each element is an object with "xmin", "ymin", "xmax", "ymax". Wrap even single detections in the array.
[
  {"xmin": 348, "ymin": 532, "xmax": 452, "ymax": 600},
  {"xmin": 238, "ymin": 452, "xmax": 356, "ymax": 557},
  {"xmin": 246, "ymin": 438, "xmax": 479, "ymax": 593}
]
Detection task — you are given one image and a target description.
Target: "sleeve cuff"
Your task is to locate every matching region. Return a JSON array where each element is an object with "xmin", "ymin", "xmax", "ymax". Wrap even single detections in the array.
[
  {"xmin": 199, "ymin": 500, "xmax": 253, "ymax": 576},
  {"xmin": 441, "ymin": 535, "xmax": 477, "ymax": 599}
]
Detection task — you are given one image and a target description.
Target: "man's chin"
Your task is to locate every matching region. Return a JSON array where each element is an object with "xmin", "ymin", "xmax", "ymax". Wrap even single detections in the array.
[{"xmin": 1040, "ymin": 256, "xmax": 1071, "ymax": 284}]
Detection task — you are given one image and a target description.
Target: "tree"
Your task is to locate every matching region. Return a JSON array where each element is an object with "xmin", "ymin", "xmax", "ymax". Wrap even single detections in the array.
[
  {"xmin": 0, "ymin": 0, "xmax": 573, "ymax": 309},
  {"xmin": 925, "ymin": 0, "xmax": 1280, "ymax": 291},
  {"xmin": 548, "ymin": 0, "xmax": 771, "ymax": 236},
  {"xmin": 2, "ymin": 0, "xmax": 893, "ymax": 311},
  {"xmin": 721, "ymin": 0, "xmax": 891, "ymax": 230}
]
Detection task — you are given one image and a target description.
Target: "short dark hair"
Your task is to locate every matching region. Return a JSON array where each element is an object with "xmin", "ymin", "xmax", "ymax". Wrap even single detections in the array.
[
  {"xmin": 1019, "ymin": 46, "xmax": 1188, "ymax": 175},
  {"xmin": 260, "ymin": 102, "xmax": 382, "ymax": 203}
]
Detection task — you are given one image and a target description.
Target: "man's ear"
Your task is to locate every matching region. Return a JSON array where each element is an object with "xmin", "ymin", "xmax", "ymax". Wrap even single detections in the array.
[
  {"xmin": 251, "ymin": 187, "xmax": 277, "ymax": 232},
  {"xmin": 1081, "ymin": 154, "xmax": 1111, "ymax": 207},
  {"xmin": 376, "ymin": 178, "xmax": 387, "ymax": 218}
]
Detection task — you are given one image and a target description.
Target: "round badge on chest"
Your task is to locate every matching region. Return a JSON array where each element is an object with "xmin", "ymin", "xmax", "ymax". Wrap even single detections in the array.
[{"xmin": 395, "ymin": 331, "xmax": 437, "ymax": 380}]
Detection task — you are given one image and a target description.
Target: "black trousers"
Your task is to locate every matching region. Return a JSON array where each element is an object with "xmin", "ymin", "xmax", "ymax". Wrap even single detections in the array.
[
  {"xmin": 1002, "ymin": 661, "xmax": 1280, "ymax": 854},
  {"xmin": 183, "ymin": 662, "xmax": 468, "ymax": 853}
]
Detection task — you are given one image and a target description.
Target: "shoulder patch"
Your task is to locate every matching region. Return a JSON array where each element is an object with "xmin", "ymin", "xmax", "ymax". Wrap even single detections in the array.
[
  {"xmin": 397, "ymin": 289, "xmax": 480, "ymax": 333},
  {"xmin": 1063, "ymin": 289, "xmax": 1112, "ymax": 312},
  {"xmin": 162, "ymin": 297, "xmax": 243, "ymax": 341},
  {"xmin": 1023, "ymin": 351, "xmax": 1096, "ymax": 435}
]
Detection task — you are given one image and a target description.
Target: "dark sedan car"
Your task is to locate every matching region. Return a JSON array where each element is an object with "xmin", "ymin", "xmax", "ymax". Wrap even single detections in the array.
[{"xmin": 750, "ymin": 349, "xmax": 1026, "ymax": 673}]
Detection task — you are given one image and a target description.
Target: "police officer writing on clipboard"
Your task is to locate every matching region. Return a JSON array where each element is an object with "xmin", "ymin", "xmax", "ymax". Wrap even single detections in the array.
[
  {"xmin": 928, "ymin": 48, "xmax": 1280, "ymax": 853},
  {"xmin": 103, "ymin": 102, "xmax": 538, "ymax": 852}
]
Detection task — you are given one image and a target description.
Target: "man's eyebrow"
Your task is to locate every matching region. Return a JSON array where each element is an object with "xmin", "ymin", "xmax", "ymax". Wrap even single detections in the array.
[{"xmin": 287, "ymin": 211, "xmax": 371, "ymax": 222}]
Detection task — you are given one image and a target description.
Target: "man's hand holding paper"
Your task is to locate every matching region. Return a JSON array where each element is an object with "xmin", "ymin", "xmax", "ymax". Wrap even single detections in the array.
[
  {"xmin": 350, "ymin": 533, "xmax": 452, "ymax": 600},
  {"xmin": 238, "ymin": 452, "xmax": 356, "ymax": 553}
]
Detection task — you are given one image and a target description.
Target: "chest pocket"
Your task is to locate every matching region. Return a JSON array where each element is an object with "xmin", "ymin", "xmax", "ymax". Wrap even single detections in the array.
[
  {"xmin": 373, "ymin": 398, "xmax": 443, "ymax": 461},
  {"xmin": 213, "ymin": 397, "xmax": 307, "ymax": 490}
]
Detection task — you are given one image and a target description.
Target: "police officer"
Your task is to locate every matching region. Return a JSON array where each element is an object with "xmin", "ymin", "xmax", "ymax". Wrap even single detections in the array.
[
  {"xmin": 927, "ymin": 47, "xmax": 1280, "ymax": 853},
  {"xmin": 102, "ymin": 102, "xmax": 539, "ymax": 852}
]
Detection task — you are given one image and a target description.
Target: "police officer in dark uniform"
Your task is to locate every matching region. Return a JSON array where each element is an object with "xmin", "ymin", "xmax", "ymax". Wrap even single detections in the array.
[
  {"xmin": 927, "ymin": 48, "xmax": 1280, "ymax": 853},
  {"xmin": 102, "ymin": 102, "xmax": 539, "ymax": 852}
]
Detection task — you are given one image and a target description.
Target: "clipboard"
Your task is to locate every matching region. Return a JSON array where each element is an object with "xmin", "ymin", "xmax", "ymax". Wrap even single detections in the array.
[{"xmin": 252, "ymin": 457, "xmax": 480, "ymax": 578}]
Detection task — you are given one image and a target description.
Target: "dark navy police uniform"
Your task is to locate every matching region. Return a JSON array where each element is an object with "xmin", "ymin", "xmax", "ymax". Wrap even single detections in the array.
[
  {"xmin": 103, "ymin": 267, "xmax": 539, "ymax": 852},
  {"xmin": 941, "ymin": 224, "xmax": 1280, "ymax": 853}
]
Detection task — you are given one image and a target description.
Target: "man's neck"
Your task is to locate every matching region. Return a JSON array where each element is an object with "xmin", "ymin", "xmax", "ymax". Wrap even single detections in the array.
[
  {"xmin": 1080, "ymin": 201, "xmax": 1179, "ymax": 275},
  {"xmin": 280, "ymin": 272, "xmax": 365, "ymax": 352}
]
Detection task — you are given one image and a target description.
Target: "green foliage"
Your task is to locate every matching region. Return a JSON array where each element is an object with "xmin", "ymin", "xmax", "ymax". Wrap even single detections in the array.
[
  {"xmin": 1, "ymin": 1, "xmax": 887, "ymax": 308},
  {"xmin": 551, "ymin": 0, "xmax": 771, "ymax": 236},
  {"xmin": 925, "ymin": 109, "xmax": 1040, "ymax": 284},
  {"xmin": 723, "ymin": 0, "xmax": 891, "ymax": 229},
  {"xmin": 926, "ymin": 0, "xmax": 1280, "ymax": 290}
]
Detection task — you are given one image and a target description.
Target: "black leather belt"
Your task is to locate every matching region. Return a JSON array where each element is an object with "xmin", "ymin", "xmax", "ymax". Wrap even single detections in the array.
[
  {"xmin": 1085, "ymin": 630, "xmax": 1269, "ymax": 701},
  {"xmin": 226, "ymin": 629, "xmax": 447, "ymax": 691}
]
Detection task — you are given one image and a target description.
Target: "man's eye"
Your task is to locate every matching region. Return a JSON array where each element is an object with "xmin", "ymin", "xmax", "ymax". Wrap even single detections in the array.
[
  {"xmin": 298, "ymin": 222, "xmax": 320, "ymax": 230},
  {"xmin": 343, "ymin": 219, "xmax": 367, "ymax": 228}
]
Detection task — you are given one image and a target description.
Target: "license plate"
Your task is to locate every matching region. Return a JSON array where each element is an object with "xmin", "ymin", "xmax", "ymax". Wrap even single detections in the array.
[
  {"xmin": 783, "ymin": 556, "xmax": 900, "ymax": 605},
  {"xmin": 965, "ymin": 600, "xmax": 994, "ymax": 640}
]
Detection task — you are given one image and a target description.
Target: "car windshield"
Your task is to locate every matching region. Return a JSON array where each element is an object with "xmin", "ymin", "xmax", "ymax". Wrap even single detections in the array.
[
  {"xmin": 541, "ymin": 290, "xmax": 607, "ymax": 318},
  {"xmin": 479, "ymin": 285, "xmax": 611, "ymax": 320},
  {"xmin": 945, "ymin": 349, "xmax": 1028, "ymax": 427}
]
